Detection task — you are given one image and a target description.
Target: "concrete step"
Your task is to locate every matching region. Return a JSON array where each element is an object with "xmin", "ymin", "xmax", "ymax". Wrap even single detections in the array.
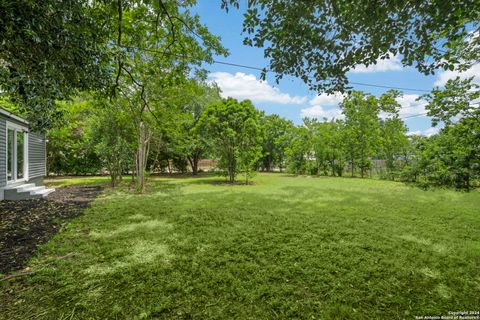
[
  {"xmin": 32, "ymin": 188, "xmax": 55, "ymax": 198},
  {"xmin": 5, "ymin": 183, "xmax": 35, "ymax": 190},
  {"xmin": 4, "ymin": 184, "xmax": 55, "ymax": 200},
  {"xmin": 18, "ymin": 185, "xmax": 44, "ymax": 193}
]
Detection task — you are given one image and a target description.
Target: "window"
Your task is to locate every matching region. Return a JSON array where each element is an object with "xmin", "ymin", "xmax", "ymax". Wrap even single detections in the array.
[{"xmin": 6, "ymin": 124, "xmax": 28, "ymax": 183}]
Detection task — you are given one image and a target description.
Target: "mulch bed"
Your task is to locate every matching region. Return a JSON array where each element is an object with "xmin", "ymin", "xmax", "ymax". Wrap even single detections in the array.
[{"xmin": 0, "ymin": 185, "xmax": 102, "ymax": 275}]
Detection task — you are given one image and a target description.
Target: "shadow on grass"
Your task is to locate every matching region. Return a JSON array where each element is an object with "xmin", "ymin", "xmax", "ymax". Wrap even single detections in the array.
[
  {"xmin": 150, "ymin": 172, "xmax": 217, "ymax": 179},
  {"xmin": 186, "ymin": 178, "xmax": 257, "ymax": 186}
]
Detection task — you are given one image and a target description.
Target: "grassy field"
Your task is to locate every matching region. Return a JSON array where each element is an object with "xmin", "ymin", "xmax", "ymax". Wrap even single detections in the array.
[{"xmin": 1, "ymin": 174, "xmax": 479, "ymax": 319}]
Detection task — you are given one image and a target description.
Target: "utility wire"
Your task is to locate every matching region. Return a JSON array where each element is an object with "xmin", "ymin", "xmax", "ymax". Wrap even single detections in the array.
[
  {"xmin": 401, "ymin": 112, "xmax": 429, "ymax": 119},
  {"xmin": 117, "ymin": 44, "xmax": 433, "ymax": 93},
  {"xmin": 399, "ymin": 102, "xmax": 479, "ymax": 120},
  {"xmin": 207, "ymin": 59, "xmax": 431, "ymax": 93},
  {"xmin": 119, "ymin": 44, "xmax": 434, "ymax": 120},
  {"xmin": 118, "ymin": 44, "xmax": 476, "ymax": 120},
  {"xmin": 348, "ymin": 82, "xmax": 430, "ymax": 93},
  {"xmin": 207, "ymin": 59, "xmax": 432, "ymax": 93}
]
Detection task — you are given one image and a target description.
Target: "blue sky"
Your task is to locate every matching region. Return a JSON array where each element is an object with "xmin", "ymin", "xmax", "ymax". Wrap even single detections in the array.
[{"xmin": 192, "ymin": 3, "xmax": 479, "ymax": 136}]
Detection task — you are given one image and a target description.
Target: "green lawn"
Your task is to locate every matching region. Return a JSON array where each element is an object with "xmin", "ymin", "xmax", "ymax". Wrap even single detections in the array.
[
  {"xmin": 1, "ymin": 174, "xmax": 479, "ymax": 319},
  {"xmin": 45, "ymin": 176, "xmax": 112, "ymax": 187}
]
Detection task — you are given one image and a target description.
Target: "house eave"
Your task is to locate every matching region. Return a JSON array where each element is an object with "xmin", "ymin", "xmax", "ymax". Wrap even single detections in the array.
[{"xmin": 0, "ymin": 108, "xmax": 29, "ymax": 126}]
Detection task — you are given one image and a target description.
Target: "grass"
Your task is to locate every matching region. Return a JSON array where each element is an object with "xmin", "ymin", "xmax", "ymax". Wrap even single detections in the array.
[
  {"xmin": 45, "ymin": 176, "xmax": 111, "ymax": 187},
  {"xmin": 1, "ymin": 173, "xmax": 479, "ymax": 319}
]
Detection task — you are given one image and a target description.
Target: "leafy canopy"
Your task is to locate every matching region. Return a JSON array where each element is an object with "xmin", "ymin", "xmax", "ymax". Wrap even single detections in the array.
[
  {"xmin": 222, "ymin": 0, "xmax": 480, "ymax": 92},
  {"xmin": 422, "ymin": 77, "xmax": 480, "ymax": 126},
  {"xmin": 0, "ymin": 0, "xmax": 110, "ymax": 126},
  {"xmin": 198, "ymin": 98, "xmax": 262, "ymax": 183}
]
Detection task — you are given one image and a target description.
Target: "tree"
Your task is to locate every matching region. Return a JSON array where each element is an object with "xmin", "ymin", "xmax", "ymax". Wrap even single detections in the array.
[
  {"xmin": 285, "ymin": 126, "xmax": 313, "ymax": 175},
  {"xmin": 46, "ymin": 96, "xmax": 102, "ymax": 176},
  {"xmin": 176, "ymin": 80, "xmax": 222, "ymax": 175},
  {"xmin": 108, "ymin": 1, "xmax": 227, "ymax": 192},
  {"xmin": 259, "ymin": 114, "xmax": 295, "ymax": 172},
  {"xmin": 1, "ymin": 1, "xmax": 229, "ymax": 130},
  {"xmin": 0, "ymin": 0, "xmax": 110, "ymax": 129},
  {"xmin": 431, "ymin": 120, "xmax": 480, "ymax": 191},
  {"xmin": 378, "ymin": 117, "xmax": 409, "ymax": 180},
  {"xmin": 341, "ymin": 92, "xmax": 380, "ymax": 178},
  {"xmin": 222, "ymin": 0, "xmax": 480, "ymax": 92},
  {"xmin": 198, "ymin": 98, "xmax": 262, "ymax": 183},
  {"xmin": 422, "ymin": 77, "xmax": 480, "ymax": 126},
  {"xmin": 340, "ymin": 90, "xmax": 405, "ymax": 178},
  {"xmin": 326, "ymin": 120, "xmax": 347, "ymax": 177},
  {"xmin": 399, "ymin": 135, "xmax": 428, "ymax": 183},
  {"xmin": 416, "ymin": 76, "xmax": 480, "ymax": 190},
  {"xmin": 377, "ymin": 91, "xmax": 409, "ymax": 179},
  {"xmin": 91, "ymin": 100, "xmax": 135, "ymax": 187},
  {"xmin": 308, "ymin": 119, "xmax": 347, "ymax": 176}
]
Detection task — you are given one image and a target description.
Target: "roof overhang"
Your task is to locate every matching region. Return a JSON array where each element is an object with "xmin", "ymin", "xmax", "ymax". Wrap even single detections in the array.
[{"xmin": 0, "ymin": 108, "xmax": 29, "ymax": 126}]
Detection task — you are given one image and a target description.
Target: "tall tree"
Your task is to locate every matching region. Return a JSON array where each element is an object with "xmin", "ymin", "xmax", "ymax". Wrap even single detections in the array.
[
  {"xmin": 46, "ymin": 96, "xmax": 102, "ymax": 176},
  {"xmin": 341, "ymin": 92, "xmax": 380, "ymax": 178},
  {"xmin": 198, "ymin": 98, "xmax": 262, "ymax": 183},
  {"xmin": 0, "ymin": 0, "xmax": 110, "ymax": 129},
  {"xmin": 418, "ymin": 76, "xmax": 480, "ymax": 190},
  {"xmin": 422, "ymin": 77, "xmax": 480, "ymax": 126},
  {"xmin": 177, "ymin": 80, "xmax": 222, "ymax": 175},
  {"xmin": 91, "ymin": 99, "xmax": 135, "ymax": 187},
  {"xmin": 109, "ymin": 0, "xmax": 227, "ymax": 192},
  {"xmin": 377, "ymin": 91, "xmax": 409, "ymax": 179},
  {"xmin": 285, "ymin": 126, "xmax": 313, "ymax": 175},
  {"xmin": 308, "ymin": 119, "xmax": 347, "ymax": 176},
  {"xmin": 259, "ymin": 114, "xmax": 295, "ymax": 172},
  {"xmin": 378, "ymin": 117, "xmax": 409, "ymax": 180}
]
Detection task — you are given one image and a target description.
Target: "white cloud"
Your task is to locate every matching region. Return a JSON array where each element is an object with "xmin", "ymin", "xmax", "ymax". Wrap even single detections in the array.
[
  {"xmin": 434, "ymin": 63, "xmax": 480, "ymax": 86},
  {"xmin": 396, "ymin": 94, "xmax": 428, "ymax": 118},
  {"xmin": 407, "ymin": 127, "xmax": 439, "ymax": 137},
  {"xmin": 379, "ymin": 94, "xmax": 428, "ymax": 119},
  {"xmin": 301, "ymin": 92, "xmax": 430, "ymax": 121},
  {"xmin": 309, "ymin": 92, "xmax": 345, "ymax": 106},
  {"xmin": 351, "ymin": 54, "xmax": 403, "ymax": 73},
  {"xmin": 300, "ymin": 105, "xmax": 344, "ymax": 120},
  {"xmin": 209, "ymin": 72, "xmax": 307, "ymax": 104},
  {"xmin": 300, "ymin": 93, "xmax": 345, "ymax": 120}
]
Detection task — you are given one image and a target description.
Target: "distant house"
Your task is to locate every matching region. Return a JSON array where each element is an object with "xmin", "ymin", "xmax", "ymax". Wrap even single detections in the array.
[{"xmin": 0, "ymin": 108, "xmax": 54, "ymax": 200}]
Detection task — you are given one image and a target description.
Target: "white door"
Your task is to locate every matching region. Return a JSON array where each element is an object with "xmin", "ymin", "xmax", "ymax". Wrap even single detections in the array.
[{"xmin": 6, "ymin": 123, "xmax": 28, "ymax": 183}]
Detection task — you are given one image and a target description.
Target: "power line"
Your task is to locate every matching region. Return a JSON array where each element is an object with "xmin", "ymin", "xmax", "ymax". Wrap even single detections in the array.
[
  {"xmin": 210, "ymin": 59, "xmax": 265, "ymax": 71},
  {"xmin": 401, "ymin": 112, "xmax": 429, "ymax": 119},
  {"xmin": 211, "ymin": 60, "xmax": 431, "ymax": 93},
  {"xmin": 349, "ymin": 82, "xmax": 430, "ymax": 93},
  {"xmin": 117, "ymin": 44, "xmax": 433, "ymax": 93},
  {"xmin": 118, "ymin": 44, "xmax": 437, "ymax": 120},
  {"xmin": 399, "ymin": 103, "xmax": 479, "ymax": 120},
  {"xmin": 116, "ymin": 44, "xmax": 468, "ymax": 123},
  {"xmin": 210, "ymin": 59, "xmax": 432, "ymax": 93}
]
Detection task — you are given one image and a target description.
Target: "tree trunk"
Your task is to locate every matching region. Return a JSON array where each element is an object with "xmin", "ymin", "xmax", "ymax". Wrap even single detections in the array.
[
  {"xmin": 188, "ymin": 151, "xmax": 200, "ymax": 175},
  {"xmin": 135, "ymin": 120, "xmax": 151, "ymax": 193},
  {"xmin": 192, "ymin": 155, "xmax": 199, "ymax": 175},
  {"xmin": 360, "ymin": 149, "xmax": 365, "ymax": 178},
  {"xmin": 110, "ymin": 172, "xmax": 117, "ymax": 187},
  {"xmin": 228, "ymin": 156, "xmax": 235, "ymax": 183},
  {"xmin": 151, "ymin": 139, "xmax": 162, "ymax": 173},
  {"xmin": 266, "ymin": 155, "xmax": 272, "ymax": 172}
]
